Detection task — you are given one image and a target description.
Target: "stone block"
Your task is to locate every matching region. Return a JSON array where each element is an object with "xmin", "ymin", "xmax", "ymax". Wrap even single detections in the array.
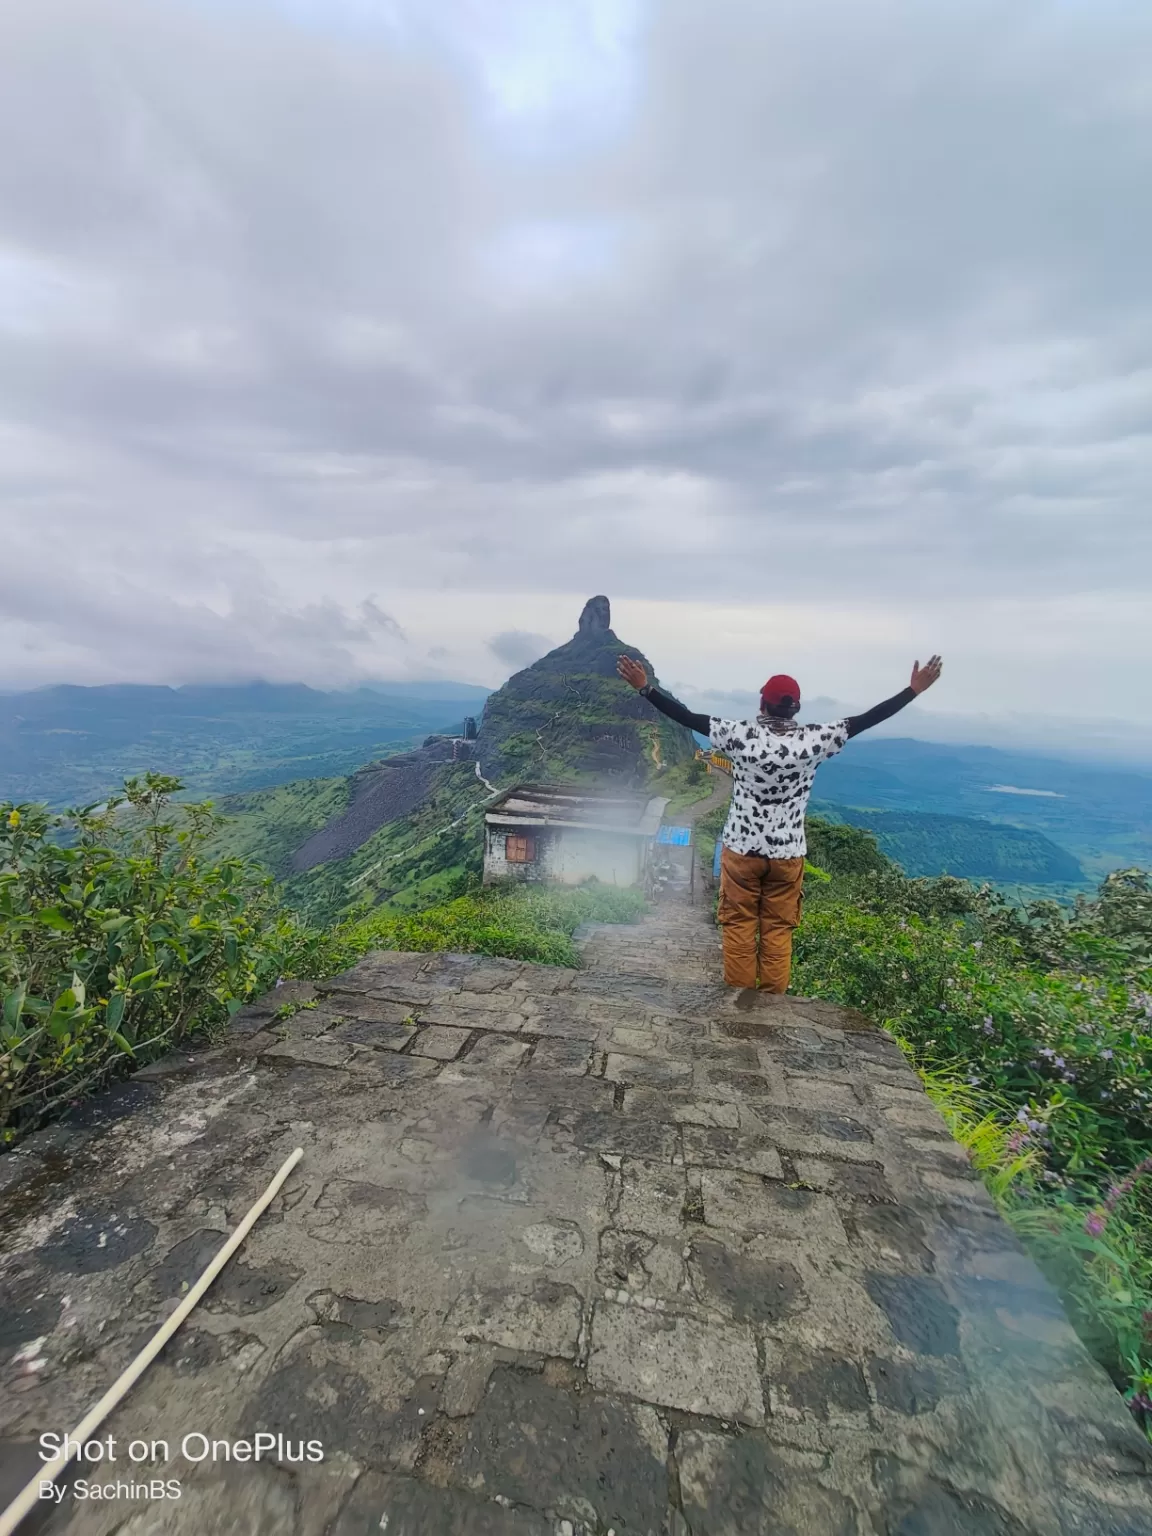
[
  {"xmin": 416, "ymin": 1003, "xmax": 525, "ymax": 1033},
  {"xmin": 793, "ymin": 1159, "xmax": 895, "ymax": 1206},
  {"xmin": 412, "ymin": 1025, "xmax": 472, "ymax": 1061},
  {"xmin": 456, "ymin": 1367, "xmax": 669, "ymax": 1534},
  {"xmin": 447, "ymin": 1281, "xmax": 584, "ymax": 1358},
  {"xmin": 701, "ymin": 1066, "xmax": 789, "ymax": 1105},
  {"xmin": 598, "ymin": 1229, "xmax": 685, "ymax": 1300},
  {"xmin": 850, "ymin": 1202, "xmax": 936, "ymax": 1272},
  {"xmin": 440, "ymin": 1347, "xmax": 498, "ymax": 1417},
  {"xmin": 780, "ymin": 1076, "xmax": 862, "ymax": 1114},
  {"xmin": 588, "ymin": 1301, "xmax": 765, "ymax": 1425},
  {"xmin": 700, "ymin": 1170, "xmax": 846, "ymax": 1245},
  {"xmin": 676, "ymin": 1429, "xmax": 858, "ymax": 1535},
  {"xmin": 333, "ymin": 1472, "xmax": 551, "ymax": 1535},
  {"xmin": 919, "ymin": 1169, "xmax": 998, "ymax": 1213},
  {"xmin": 519, "ymin": 1219, "xmax": 585, "ymax": 1268},
  {"xmin": 868, "ymin": 1356, "xmax": 942, "ymax": 1415},
  {"xmin": 321, "ymin": 992, "xmax": 417, "ymax": 1026},
  {"xmin": 557, "ymin": 1109, "xmax": 678, "ymax": 1162},
  {"xmin": 260, "ymin": 1037, "xmax": 355, "ymax": 1069},
  {"xmin": 327, "ymin": 1019, "xmax": 416, "ymax": 1052},
  {"xmin": 764, "ymin": 1340, "xmax": 869, "ymax": 1423},
  {"xmin": 864, "ymin": 1272, "xmax": 961, "ymax": 1358},
  {"xmin": 682, "ymin": 1124, "xmax": 784, "ymax": 1179},
  {"xmin": 464, "ymin": 1035, "xmax": 530, "ymax": 1070},
  {"xmin": 343, "ymin": 1052, "xmax": 441, "ymax": 1087},
  {"xmin": 689, "ymin": 1238, "xmax": 809, "ymax": 1325},
  {"xmin": 605, "ymin": 1052, "xmax": 692, "ymax": 1087},
  {"xmin": 745, "ymin": 1104, "xmax": 877, "ymax": 1162},
  {"xmin": 530, "ymin": 1038, "xmax": 593, "ymax": 1075},
  {"xmin": 614, "ymin": 1158, "xmax": 688, "ymax": 1237},
  {"xmin": 625, "ymin": 1088, "xmax": 741, "ymax": 1129}
]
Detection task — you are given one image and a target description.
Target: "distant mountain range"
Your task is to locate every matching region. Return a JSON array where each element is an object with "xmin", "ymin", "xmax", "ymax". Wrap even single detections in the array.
[
  {"xmin": 810, "ymin": 737, "xmax": 1152, "ymax": 882},
  {"xmin": 0, "ymin": 680, "xmax": 491, "ymax": 807},
  {"xmin": 5, "ymin": 620, "xmax": 1150, "ymax": 892}
]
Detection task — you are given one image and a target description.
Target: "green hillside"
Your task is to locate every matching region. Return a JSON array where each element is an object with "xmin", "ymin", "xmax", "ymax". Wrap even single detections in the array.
[
  {"xmin": 812, "ymin": 800, "xmax": 1083, "ymax": 883},
  {"xmin": 200, "ymin": 776, "xmax": 351, "ymax": 881}
]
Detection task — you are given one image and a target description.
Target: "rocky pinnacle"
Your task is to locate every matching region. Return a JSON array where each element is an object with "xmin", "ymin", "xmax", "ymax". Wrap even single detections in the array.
[{"xmin": 578, "ymin": 594, "xmax": 612, "ymax": 634}]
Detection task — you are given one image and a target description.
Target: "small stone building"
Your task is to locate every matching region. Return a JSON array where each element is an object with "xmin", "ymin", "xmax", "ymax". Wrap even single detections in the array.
[{"xmin": 483, "ymin": 784, "xmax": 669, "ymax": 888}]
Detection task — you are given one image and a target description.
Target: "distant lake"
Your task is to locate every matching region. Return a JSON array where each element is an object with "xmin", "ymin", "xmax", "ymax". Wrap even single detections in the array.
[{"xmin": 985, "ymin": 784, "xmax": 1065, "ymax": 799}]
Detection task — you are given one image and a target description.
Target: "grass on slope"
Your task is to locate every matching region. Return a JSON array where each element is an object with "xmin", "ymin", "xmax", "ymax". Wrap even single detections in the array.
[
  {"xmin": 281, "ymin": 761, "xmax": 491, "ymax": 923},
  {"xmin": 275, "ymin": 881, "xmax": 647, "ymax": 978},
  {"xmin": 199, "ymin": 776, "xmax": 350, "ymax": 880}
]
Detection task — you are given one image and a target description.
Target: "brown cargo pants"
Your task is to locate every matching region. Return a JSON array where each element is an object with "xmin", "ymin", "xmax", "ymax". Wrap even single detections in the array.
[{"xmin": 717, "ymin": 846, "xmax": 805, "ymax": 992}]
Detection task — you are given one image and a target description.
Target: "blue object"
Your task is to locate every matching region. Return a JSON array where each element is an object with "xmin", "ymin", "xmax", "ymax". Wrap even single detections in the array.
[
  {"xmin": 656, "ymin": 825, "xmax": 692, "ymax": 847},
  {"xmin": 713, "ymin": 840, "xmax": 723, "ymax": 877}
]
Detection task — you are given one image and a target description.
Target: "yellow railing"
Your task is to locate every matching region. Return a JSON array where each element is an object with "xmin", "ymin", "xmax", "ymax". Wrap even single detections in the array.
[{"xmin": 695, "ymin": 748, "xmax": 732, "ymax": 774}]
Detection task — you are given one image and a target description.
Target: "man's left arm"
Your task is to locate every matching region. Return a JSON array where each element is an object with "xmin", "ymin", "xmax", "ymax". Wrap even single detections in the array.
[{"xmin": 845, "ymin": 655, "xmax": 942, "ymax": 739}]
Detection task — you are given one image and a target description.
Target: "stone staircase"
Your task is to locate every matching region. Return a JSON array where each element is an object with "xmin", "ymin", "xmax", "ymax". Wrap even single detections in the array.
[{"xmin": 2, "ymin": 895, "xmax": 1151, "ymax": 1532}]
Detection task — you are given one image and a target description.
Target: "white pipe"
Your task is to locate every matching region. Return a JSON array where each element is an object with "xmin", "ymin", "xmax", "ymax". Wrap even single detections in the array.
[{"xmin": 0, "ymin": 1146, "xmax": 304, "ymax": 1536}]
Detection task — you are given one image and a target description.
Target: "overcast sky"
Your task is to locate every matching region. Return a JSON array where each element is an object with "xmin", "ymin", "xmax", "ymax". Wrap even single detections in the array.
[{"xmin": 1, "ymin": 0, "xmax": 1149, "ymax": 737}]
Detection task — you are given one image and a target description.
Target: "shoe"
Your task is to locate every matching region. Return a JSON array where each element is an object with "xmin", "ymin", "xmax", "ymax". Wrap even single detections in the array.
[{"xmin": 734, "ymin": 987, "xmax": 759, "ymax": 1011}]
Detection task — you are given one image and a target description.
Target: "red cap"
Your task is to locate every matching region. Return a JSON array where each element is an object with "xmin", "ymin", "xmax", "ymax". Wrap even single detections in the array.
[{"xmin": 760, "ymin": 674, "xmax": 800, "ymax": 709}]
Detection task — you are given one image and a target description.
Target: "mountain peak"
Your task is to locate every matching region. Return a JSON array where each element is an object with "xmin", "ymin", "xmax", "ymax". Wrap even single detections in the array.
[
  {"xmin": 474, "ymin": 593, "xmax": 695, "ymax": 785},
  {"xmin": 577, "ymin": 595, "xmax": 612, "ymax": 636}
]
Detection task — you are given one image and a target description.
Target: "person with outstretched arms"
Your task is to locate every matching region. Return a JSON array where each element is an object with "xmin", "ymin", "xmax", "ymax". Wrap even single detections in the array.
[{"xmin": 616, "ymin": 653, "xmax": 943, "ymax": 998}]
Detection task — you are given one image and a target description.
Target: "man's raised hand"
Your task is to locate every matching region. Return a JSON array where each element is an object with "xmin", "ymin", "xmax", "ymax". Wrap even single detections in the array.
[
  {"xmin": 910, "ymin": 655, "xmax": 943, "ymax": 695},
  {"xmin": 617, "ymin": 654, "xmax": 649, "ymax": 691}
]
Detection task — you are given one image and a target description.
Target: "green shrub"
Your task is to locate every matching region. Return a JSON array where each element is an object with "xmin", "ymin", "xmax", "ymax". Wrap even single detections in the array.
[
  {"xmin": 1, "ymin": 775, "xmax": 279, "ymax": 1144},
  {"xmin": 786, "ymin": 841, "xmax": 1152, "ymax": 1434},
  {"xmin": 274, "ymin": 880, "xmax": 646, "ymax": 981}
]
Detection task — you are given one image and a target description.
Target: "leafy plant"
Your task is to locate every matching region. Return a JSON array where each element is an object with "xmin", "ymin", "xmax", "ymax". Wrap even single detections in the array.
[
  {"xmin": 1, "ymin": 775, "xmax": 278, "ymax": 1143},
  {"xmin": 783, "ymin": 816, "xmax": 1152, "ymax": 1434}
]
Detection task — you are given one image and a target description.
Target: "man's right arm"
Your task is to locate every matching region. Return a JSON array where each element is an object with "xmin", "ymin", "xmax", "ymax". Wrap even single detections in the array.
[{"xmin": 845, "ymin": 655, "xmax": 943, "ymax": 739}]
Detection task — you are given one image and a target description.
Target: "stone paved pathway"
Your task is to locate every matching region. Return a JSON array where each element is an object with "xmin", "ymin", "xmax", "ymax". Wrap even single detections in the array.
[{"xmin": 3, "ymin": 898, "xmax": 1152, "ymax": 1534}]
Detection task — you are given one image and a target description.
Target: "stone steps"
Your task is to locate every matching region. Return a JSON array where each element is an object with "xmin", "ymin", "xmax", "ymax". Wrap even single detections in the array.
[{"xmin": 1, "ymin": 900, "xmax": 1149, "ymax": 1533}]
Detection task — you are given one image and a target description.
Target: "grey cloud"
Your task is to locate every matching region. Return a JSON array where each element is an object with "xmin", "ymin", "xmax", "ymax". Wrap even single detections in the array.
[
  {"xmin": 0, "ymin": 566, "xmax": 407, "ymax": 688},
  {"xmin": 488, "ymin": 630, "xmax": 555, "ymax": 669},
  {"xmin": 0, "ymin": 0, "xmax": 1149, "ymax": 688}
]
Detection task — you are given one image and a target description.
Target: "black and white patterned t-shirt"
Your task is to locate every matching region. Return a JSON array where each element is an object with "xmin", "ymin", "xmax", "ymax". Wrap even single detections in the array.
[{"xmin": 709, "ymin": 716, "xmax": 850, "ymax": 858}]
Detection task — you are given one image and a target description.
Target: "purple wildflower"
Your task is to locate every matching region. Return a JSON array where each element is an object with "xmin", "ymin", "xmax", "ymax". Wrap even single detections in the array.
[
  {"xmin": 1039, "ymin": 1047, "xmax": 1055, "ymax": 1059},
  {"xmin": 1084, "ymin": 1211, "xmax": 1106, "ymax": 1238},
  {"xmin": 1101, "ymin": 1049, "xmax": 1114, "ymax": 1060}
]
